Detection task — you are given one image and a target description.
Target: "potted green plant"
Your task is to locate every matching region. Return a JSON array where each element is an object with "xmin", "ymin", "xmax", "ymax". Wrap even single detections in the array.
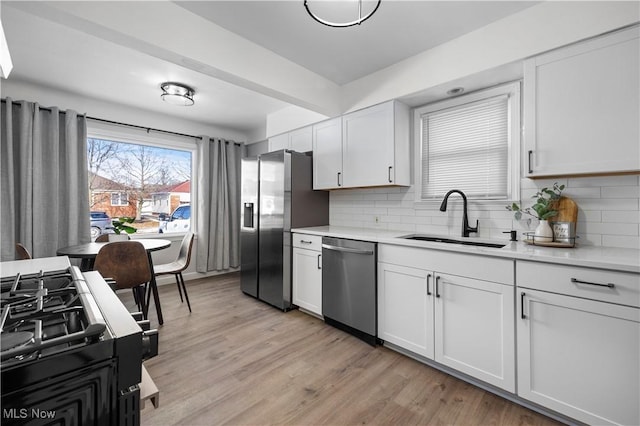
[
  {"xmin": 111, "ymin": 217, "xmax": 137, "ymax": 240},
  {"xmin": 506, "ymin": 183, "xmax": 565, "ymax": 242}
]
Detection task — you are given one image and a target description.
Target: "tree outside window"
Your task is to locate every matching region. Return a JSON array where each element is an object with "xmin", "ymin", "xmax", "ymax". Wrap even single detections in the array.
[{"xmin": 87, "ymin": 137, "xmax": 192, "ymax": 234}]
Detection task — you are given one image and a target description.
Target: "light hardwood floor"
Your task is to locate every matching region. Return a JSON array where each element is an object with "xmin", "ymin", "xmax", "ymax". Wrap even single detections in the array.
[{"xmin": 121, "ymin": 273, "xmax": 561, "ymax": 426}]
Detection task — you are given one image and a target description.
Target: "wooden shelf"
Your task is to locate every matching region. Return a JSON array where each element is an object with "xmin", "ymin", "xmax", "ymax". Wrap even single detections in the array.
[{"xmin": 140, "ymin": 364, "xmax": 159, "ymax": 409}]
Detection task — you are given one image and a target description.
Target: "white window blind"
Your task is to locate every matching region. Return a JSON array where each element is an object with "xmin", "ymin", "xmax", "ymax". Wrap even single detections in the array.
[{"xmin": 420, "ymin": 95, "xmax": 509, "ymax": 200}]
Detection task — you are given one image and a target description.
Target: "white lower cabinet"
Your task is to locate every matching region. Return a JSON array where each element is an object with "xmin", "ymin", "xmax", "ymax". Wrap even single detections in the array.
[
  {"xmin": 434, "ymin": 273, "xmax": 514, "ymax": 391},
  {"xmin": 378, "ymin": 263, "xmax": 434, "ymax": 358},
  {"xmin": 378, "ymin": 244, "xmax": 515, "ymax": 392},
  {"xmin": 292, "ymin": 234, "xmax": 322, "ymax": 316},
  {"xmin": 517, "ymin": 261, "xmax": 640, "ymax": 426}
]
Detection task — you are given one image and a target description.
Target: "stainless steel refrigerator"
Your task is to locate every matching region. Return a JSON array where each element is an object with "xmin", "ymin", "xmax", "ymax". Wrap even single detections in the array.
[{"xmin": 240, "ymin": 150, "xmax": 329, "ymax": 310}]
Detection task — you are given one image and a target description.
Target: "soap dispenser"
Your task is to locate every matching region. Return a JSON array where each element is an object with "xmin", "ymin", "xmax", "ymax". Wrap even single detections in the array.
[{"xmin": 503, "ymin": 230, "xmax": 518, "ymax": 242}]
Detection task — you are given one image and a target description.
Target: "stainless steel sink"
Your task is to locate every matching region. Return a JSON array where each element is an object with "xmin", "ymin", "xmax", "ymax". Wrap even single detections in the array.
[{"xmin": 399, "ymin": 234, "xmax": 506, "ymax": 249}]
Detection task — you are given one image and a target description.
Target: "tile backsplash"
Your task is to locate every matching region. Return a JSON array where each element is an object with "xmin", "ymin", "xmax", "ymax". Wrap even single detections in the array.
[{"xmin": 329, "ymin": 175, "xmax": 640, "ymax": 249}]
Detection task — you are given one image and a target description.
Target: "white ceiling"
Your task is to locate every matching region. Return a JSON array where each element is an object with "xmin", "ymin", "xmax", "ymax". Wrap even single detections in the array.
[
  {"xmin": 1, "ymin": 1, "xmax": 537, "ymax": 136},
  {"xmin": 176, "ymin": 1, "xmax": 536, "ymax": 85}
]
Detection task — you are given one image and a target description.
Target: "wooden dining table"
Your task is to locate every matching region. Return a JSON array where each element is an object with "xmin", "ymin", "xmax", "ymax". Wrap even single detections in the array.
[{"xmin": 57, "ymin": 238, "xmax": 171, "ymax": 325}]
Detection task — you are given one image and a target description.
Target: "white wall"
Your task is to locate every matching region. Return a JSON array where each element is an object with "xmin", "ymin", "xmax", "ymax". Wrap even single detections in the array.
[
  {"xmin": 342, "ymin": 1, "xmax": 640, "ymax": 112},
  {"xmin": 265, "ymin": 105, "xmax": 328, "ymax": 138},
  {"xmin": 1, "ymin": 79, "xmax": 249, "ymax": 142},
  {"xmin": 329, "ymin": 176, "xmax": 640, "ymax": 250},
  {"xmin": 1, "ymin": 79, "xmax": 246, "ymax": 278}
]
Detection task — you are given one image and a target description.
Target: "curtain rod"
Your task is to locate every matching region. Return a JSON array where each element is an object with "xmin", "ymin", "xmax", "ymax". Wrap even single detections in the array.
[
  {"xmin": 86, "ymin": 115, "xmax": 207, "ymax": 140},
  {"xmin": 1, "ymin": 98, "xmax": 243, "ymax": 146}
]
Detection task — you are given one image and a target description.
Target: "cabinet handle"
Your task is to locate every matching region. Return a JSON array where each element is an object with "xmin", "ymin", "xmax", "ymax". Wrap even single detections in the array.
[
  {"xmin": 528, "ymin": 150, "xmax": 533, "ymax": 174},
  {"xmin": 300, "ymin": 240, "xmax": 313, "ymax": 244},
  {"xmin": 337, "ymin": 172, "xmax": 342, "ymax": 187},
  {"xmin": 435, "ymin": 276, "xmax": 441, "ymax": 298},
  {"xmin": 317, "ymin": 254, "xmax": 321, "ymax": 270},
  {"xmin": 388, "ymin": 166, "xmax": 393, "ymax": 183},
  {"xmin": 426, "ymin": 274, "xmax": 432, "ymax": 296},
  {"xmin": 571, "ymin": 278, "xmax": 615, "ymax": 289},
  {"xmin": 521, "ymin": 292, "xmax": 526, "ymax": 319}
]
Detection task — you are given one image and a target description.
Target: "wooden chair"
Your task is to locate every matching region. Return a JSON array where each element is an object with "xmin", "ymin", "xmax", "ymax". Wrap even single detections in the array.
[
  {"xmin": 15, "ymin": 243, "xmax": 32, "ymax": 260},
  {"xmin": 95, "ymin": 234, "xmax": 110, "ymax": 242},
  {"xmin": 95, "ymin": 233, "xmax": 130, "ymax": 242},
  {"xmin": 93, "ymin": 241, "xmax": 151, "ymax": 314},
  {"xmin": 154, "ymin": 232, "xmax": 194, "ymax": 312}
]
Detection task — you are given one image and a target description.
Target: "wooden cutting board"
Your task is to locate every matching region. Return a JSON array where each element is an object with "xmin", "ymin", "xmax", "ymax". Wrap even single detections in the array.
[{"xmin": 552, "ymin": 196, "xmax": 578, "ymax": 224}]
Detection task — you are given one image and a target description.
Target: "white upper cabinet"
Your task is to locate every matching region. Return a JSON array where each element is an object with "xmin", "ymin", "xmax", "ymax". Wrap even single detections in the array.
[
  {"xmin": 524, "ymin": 26, "xmax": 640, "ymax": 177},
  {"xmin": 268, "ymin": 125, "xmax": 313, "ymax": 153},
  {"xmin": 342, "ymin": 101, "xmax": 411, "ymax": 188},
  {"xmin": 312, "ymin": 101, "xmax": 411, "ymax": 190},
  {"xmin": 289, "ymin": 126, "xmax": 313, "ymax": 152},
  {"xmin": 312, "ymin": 117, "xmax": 343, "ymax": 189},
  {"xmin": 268, "ymin": 132, "xmax": 289, "ymax": 152}
]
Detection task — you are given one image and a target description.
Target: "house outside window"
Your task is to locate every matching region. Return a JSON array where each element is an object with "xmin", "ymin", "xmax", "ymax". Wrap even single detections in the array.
[
  {"xmin": 413, "ymin": 82, "xmax": 521, "ymax": 205},
  {"xmin": 111, "ymin": 192, "xmax": 129, "ymax": 206},
  {"xmin": 87, "ymin": 122, "xmax": 195, "ymax": 235}
]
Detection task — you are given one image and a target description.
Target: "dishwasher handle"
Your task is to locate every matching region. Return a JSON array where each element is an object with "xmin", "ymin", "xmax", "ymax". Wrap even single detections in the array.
[{"xmin": 322, "ymin": 243, "xmax": 374, "ymax": 255}]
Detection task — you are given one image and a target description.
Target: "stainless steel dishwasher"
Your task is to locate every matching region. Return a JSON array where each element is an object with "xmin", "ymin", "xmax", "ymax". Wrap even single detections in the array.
[{"xmin": 321, "ymin": 237, "xmax": 377, "ymax": 345}]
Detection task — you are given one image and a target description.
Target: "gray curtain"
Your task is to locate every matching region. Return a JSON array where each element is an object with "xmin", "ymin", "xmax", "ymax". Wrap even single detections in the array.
[
  {"xmin": 196, "ymin": 137, "xmax": 243, "ymax": 271},
  {"xmin": 1, "ymin": 98, "xmax": 90, "ymax": 261}
]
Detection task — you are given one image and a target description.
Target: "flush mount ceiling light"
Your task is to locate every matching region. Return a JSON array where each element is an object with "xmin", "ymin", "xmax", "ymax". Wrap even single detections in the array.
[
  {"xmin": 447, "ymin": 87, "xmax": 465, "ymax": 96},
  {"xmin": 304, "ymin": 0, "xmax": 381, "ymax": 28},
  {"xmin": 160, "ymin": 82, "xmax": 195, "ymax": 106}
]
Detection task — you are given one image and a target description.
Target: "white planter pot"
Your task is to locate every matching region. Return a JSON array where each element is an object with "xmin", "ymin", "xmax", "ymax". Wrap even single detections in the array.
[
  {"xmin": 109, "ymin": 234, "xmax": 130, "ymax": 242},
  {"xmin": 534, "ymin": 220, "xmax": 554, "ymax": 242}
]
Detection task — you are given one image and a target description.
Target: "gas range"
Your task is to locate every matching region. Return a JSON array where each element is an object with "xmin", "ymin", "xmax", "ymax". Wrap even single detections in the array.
[{"xmin": 0, "ymin": 257, "xmax": 158, "ymax": 425}]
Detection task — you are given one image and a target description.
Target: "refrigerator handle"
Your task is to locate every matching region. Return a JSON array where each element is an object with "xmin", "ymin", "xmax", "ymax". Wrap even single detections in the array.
[{"xmin": 243, "ymin": 203, "xmax": 254, "ymax": 228}]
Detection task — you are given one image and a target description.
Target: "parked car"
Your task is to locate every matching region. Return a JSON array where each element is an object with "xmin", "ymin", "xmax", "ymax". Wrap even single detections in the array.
[
  {"xmin": 159, "ymin": 204, "xmax": 191, "ymax": 233},
  {"xmin": 90, "ymin": 211, "xmax": 114, "ymax": 239}
]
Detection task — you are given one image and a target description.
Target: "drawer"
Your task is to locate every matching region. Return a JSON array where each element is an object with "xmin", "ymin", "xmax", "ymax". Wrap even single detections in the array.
[
  {"xmin": 517, "ymin": 261, "xmax": 640, "ymax": 308},
  {"xmin": 292, "ymin": 233, "xmax": 322, "ymax": 251},
  {"xmin": 378, "ymin": 244, "xmax": 513, "ymax": 285}
]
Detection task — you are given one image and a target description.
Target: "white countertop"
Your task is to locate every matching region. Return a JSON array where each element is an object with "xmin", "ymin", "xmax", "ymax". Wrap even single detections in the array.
[
  {"xmin": 1, "ymin": 256, "xmax": 72, "ymax": 276},
  {"xmin": 292, "ymin": 226, "xmax": 640, "ymax": 273}
]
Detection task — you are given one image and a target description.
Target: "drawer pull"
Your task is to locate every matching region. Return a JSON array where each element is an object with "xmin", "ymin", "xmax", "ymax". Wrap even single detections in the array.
[
  {"xmin": 521, "ymin": 292, "xmax": 526, "ymax": 319},
  {"xmin": 300, "ymin": 240, "xmax": 313, "ymax": 244},
  {"xmin": 571, "ymin": 278, "xmax": 615, "ymax": 289}
]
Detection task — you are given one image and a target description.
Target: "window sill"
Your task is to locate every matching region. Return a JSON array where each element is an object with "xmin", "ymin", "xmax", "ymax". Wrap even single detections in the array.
[
  {"xmin": 413, "ymin": 199, "xmax": 516, "ymax": 210},
  {"xmin": 130, "ymin": 233, "xmax": 186, "ymax": 243}
]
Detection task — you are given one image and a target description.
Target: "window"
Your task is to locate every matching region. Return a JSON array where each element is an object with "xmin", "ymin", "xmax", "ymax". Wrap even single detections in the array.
[
  {"xmin": 172, "ymin": 205, "xmax": 190, "ymax": 220},
  {"xmin": 110, "ymin": 192, "xmax": 129, "ymax": 206},
  {"xmin": 87, "ymin": 122, "xmax": 195, "ymax": 236},
  {"xmin": 414, "ymin": 82, "xmax": 520, "ymax": 203}
]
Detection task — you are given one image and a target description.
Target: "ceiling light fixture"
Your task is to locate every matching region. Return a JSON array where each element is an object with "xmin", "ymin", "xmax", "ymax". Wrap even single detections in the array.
[
  {"xmin": 160, "ymin": 82, "xmax": 195, "ymax": 106},
  {"xmin": 447, "ymin": 87, "xmax": 465, "ymax": 96},
  {"xmin": 304, "ymin": 0, "xmax": 381, "ymax": 28}
]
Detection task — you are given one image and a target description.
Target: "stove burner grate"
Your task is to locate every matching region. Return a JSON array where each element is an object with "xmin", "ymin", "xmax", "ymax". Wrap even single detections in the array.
[{"xmin": 0, "ymin": 268, "xmax": 106, "ymax": 363}]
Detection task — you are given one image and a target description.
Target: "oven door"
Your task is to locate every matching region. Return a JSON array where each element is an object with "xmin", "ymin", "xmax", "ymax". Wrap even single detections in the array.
[{"xmin": 1, "ymin": 358, "xmax": 119, "ymax": 425}]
